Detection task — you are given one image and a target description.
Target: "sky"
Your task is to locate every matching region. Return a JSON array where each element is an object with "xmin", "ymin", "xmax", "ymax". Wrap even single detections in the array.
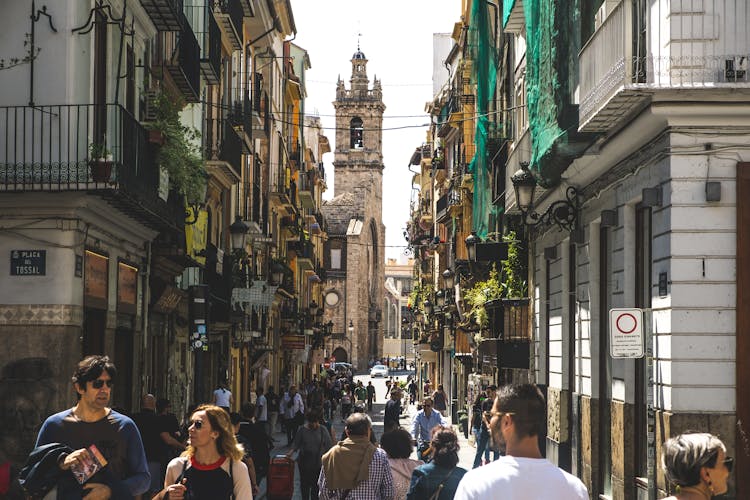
[{"xmin": 289, "ymin": 0, "xmax": 460, "ymax": 263}]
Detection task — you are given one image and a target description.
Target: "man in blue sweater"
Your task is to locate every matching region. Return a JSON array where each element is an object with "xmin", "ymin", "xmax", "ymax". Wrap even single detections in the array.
[{"xmin": 35, "ymin": 355, "xmax": 150, "ymax": 499}]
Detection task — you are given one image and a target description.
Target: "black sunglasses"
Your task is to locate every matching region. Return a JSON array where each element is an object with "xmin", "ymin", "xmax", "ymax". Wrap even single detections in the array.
[
  {"xmin": 91, "ymin": 379, "xmax": 114, "ymax": 389},
  {"xmin": 723, "ymin": 457, "xmax": 734, "ymax": 473},
  {"xmin": 191, "ymin": 420, "xmax": 204, "ymax": 429}
]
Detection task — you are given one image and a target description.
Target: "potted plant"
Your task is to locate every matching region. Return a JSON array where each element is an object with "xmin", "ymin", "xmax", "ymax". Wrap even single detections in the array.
[
  {"xmin": 146, "ymin": 89, "xmax": 206, "ymax": 204},
  {"xmin": 88, "ymin": 142, "xmax": 113, "ymax": 182}
]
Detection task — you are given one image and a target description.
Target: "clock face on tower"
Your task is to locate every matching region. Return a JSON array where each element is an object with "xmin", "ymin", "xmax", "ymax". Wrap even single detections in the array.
[{"xmin": 325, "ymin": 292, "xmax": 340, "ymax": 307}]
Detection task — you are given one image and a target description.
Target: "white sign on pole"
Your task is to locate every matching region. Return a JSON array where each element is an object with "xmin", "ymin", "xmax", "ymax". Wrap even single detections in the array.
[{"xmin": 609, "ymin": 308, "xmax": 644, "ymax": 358}]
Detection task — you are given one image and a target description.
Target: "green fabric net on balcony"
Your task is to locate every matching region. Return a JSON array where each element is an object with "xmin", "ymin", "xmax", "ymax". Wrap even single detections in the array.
[{"xmin": 467, "ymin": 0, "xmax": 499, "ymax": 239}]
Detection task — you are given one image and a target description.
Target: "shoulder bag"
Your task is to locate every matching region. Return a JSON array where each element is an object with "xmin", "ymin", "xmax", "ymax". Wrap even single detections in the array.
[{"xmin": 428, "ymin": 466, "xmax": 456, "ymax": 500}]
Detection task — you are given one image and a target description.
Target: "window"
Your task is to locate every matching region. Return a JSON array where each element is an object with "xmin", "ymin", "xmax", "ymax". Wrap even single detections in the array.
[{"xmin": 331, "ymin": 248, "xmax": 341, "ymax": 269}]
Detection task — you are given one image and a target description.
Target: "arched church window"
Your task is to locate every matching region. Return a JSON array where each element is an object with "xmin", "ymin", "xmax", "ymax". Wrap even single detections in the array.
[{"xmin": 350, "ymin": 117, "xmax": 364, "ymax": 149}]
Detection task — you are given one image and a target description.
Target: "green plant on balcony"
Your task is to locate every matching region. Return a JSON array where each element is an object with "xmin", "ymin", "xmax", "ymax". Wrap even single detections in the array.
[
  {"xmin": 463, "ymin": 264, "xmax": 503, "ymax": 329},
  {"xmin": 147, "ymin": 90, "xmax": 206, "ymax": 203},
  {"xmin": 501, "ymin": 231, "xmax": 527, "ymax": 298},
  {"xmin": 88, "ymin": 141, "xmax": 113, "ymax": 182}
]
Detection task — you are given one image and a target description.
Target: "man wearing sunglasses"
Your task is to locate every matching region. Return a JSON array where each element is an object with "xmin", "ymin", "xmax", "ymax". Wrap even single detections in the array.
[
  {"xmin": 410, "ymin": 397, "xmax": 447, "ymax": 461},
  {"xmin": 34, "ymin": 355, "xmax": 150, "ymax": 499},
  {"xmin": 455, "ymin": 384, "xmax": 588, "ymax": 499}
]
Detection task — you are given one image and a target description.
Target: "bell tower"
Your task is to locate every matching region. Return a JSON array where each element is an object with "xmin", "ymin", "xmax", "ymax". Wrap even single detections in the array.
[
  {"xmin": 326, "ymin": 46, "xmax": 386, "ymax": 369},
  {"xmin": 332, "ymin": 46, "xmax": 385, "ymax": 197}
]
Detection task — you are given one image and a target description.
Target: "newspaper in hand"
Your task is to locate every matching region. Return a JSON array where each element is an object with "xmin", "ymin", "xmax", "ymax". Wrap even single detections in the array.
[{"xmin": 70, "ymin": 445, "xmax": 108, "ymax": 484}]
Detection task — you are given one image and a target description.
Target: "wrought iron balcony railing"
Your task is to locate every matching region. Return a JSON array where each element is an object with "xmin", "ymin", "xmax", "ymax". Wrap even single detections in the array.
[{"xmin": 0, "ymin": 103, "xmax": 179, "ymax": 229}]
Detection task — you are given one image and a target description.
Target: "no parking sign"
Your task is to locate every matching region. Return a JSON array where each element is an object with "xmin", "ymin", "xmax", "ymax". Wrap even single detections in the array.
[{"xmin": 609, "ymin": 308, "xmax": 644, "ymax": 358}]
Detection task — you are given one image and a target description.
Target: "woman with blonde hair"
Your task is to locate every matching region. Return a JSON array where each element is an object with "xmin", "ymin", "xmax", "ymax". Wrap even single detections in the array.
[
  {"xmin": 662, "ymin": 432, "xmax": 732, "ymax": 499},
  {"xmin": 156, "ymin": 404, "xmax": 253, "ymax": 499}
]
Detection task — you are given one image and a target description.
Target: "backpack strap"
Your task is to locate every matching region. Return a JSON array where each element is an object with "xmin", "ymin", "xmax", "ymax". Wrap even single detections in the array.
[{"xmin": 229, "ymin": 458, "xmax": 234, "ymax": 500}]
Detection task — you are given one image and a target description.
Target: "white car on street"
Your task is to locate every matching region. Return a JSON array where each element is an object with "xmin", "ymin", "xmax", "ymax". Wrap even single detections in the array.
[{"xmin": 370, "ymin": 364, "xmax": 389, "ymax": 377}]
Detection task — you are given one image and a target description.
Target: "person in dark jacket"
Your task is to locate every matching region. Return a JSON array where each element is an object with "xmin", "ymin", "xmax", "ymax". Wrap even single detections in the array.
[
  {"xmin": 406, "ymin": 426, "xmax": 466, "ymax": 500},
  {"xmin": 383, "ymin": 389, "xmax": 402, "ymax": 434}
]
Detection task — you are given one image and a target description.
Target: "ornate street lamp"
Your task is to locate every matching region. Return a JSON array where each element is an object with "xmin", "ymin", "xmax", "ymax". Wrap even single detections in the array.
[
  {"xmin": 511, "ymin": 162, "xmax": 580, "ymax": 231},
  {"xmin": 229, "ymin": 215, "xmax": 250, "ymax": 251},
  {"xmin": 442, "ymin": 269, "xmax": 455, "ymax": 290},
  {"xmin": 465, "ymin": 232, "xmax": 480, "ymax": 262}
]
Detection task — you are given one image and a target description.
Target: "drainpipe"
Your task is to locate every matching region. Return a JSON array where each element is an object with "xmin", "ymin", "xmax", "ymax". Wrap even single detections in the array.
[{"xmin": 141, "ymin": 240, "xmax": 151, "ymax": 393}]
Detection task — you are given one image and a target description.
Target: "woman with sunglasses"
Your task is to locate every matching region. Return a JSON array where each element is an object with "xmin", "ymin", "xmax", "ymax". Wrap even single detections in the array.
[
  {"xmin": 662, "ymin": 432, "xmax": 733, "ymax": 499},
  {"xmin": 158, "ymin": 404, "xmax": 252, "ymax": 500}
]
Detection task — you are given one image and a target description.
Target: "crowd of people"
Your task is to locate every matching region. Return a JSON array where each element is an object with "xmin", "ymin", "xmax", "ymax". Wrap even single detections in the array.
[{"xmin": 16, "ymin": 354, "xmax": 735, "ymax": 500}]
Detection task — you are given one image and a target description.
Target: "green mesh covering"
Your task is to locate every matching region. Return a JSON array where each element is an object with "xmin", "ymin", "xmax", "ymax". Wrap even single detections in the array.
[
  {"xmin": 467, "ymin": 0, "xmax": 498, "ymax": 239},
  {"xmin": 523, "ymin": 0, "xmax": 585, "ymax": 186}
]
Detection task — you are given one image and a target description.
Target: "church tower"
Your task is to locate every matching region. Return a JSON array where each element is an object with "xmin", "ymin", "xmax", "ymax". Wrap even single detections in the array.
[{"xmin": 321, "ymin": 47, "xmax": 386, "ymax": 371}]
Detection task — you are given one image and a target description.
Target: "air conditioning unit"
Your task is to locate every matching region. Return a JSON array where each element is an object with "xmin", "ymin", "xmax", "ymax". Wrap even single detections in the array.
[{"xmin": 724, "ymin": 57, "xmax": 748, "ymax": 82}]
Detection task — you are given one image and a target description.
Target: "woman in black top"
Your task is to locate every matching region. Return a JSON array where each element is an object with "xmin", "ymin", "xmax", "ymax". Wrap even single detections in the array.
[
  {"xmin": 286, "ymin": 409, "xmax": 333, "ymax": 500},
  {"xmin": 160, "ymin": 405, "xmax": 252, "ymax": 500}
]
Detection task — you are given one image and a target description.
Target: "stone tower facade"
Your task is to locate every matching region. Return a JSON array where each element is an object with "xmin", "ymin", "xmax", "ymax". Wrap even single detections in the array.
[{"xmin": 321, "ymin": 49, "xmax": 386, "ymax": 371}]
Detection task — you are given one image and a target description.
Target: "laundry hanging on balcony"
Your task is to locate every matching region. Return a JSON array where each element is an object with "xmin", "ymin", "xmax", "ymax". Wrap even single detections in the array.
[{"xmin": 231, "ymin": 280, "xmax": 278, "ymax": 313}]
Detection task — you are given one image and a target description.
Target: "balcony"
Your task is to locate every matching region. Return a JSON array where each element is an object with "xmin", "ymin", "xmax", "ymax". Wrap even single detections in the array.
[
  {"xmin": 157, "ymin": 17, "xmax": 201, "ymax": 102},
  {"xmin": 190, "ymin": 5, "xmax": 221, "ymax": 85},
  {"xmin": 579, "ymin": 0, "xmax": 750, "ymax": 133},
  {"xmin": 288, "ymin": 239, "xmax": 314, "ymax": 271},
  {"xmin": 212, "ymin": 0, "xmax": 243, "ymax": 51},
  {"xmin": 297, "ymin": 169, "xmax": 315, "ymax": 210},
  {"xmin": 435, "ymin": 193, "xmax": 450, "ymax": 223},
  {"xmin": 205, "ymin": 119, "xmax": 242, "ymax": 181},
  {"xmin": 251, "ymin": 76, "xmax": 271, "ymax": 139},
  {"xmin": 0, "ymin": 104, "xmax": 180, "ymax": 230},
  {"xmin": 271, "ymin": 169, "xmax": 296, "ymax": 215},
  {"xmin": 139, "ymin": 0, "xmax": 183, "ymax": 31}
]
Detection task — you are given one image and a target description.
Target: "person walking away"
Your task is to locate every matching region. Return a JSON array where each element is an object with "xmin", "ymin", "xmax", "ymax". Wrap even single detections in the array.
[
  {"xmin": 230, "ymin": 412, "xmax": 259, "ymax": 496},
  {"xmin": 454, "ymin": 384, "xmax": 588, "ymax": 499},
  {"xmin": 366, "ymin": 381, "xmax": 376, "ymax": 412},
  {"xmin": 32, "ymin": 355, "xmax": 150, "ymax": 498},
  {"xmin": 407, "ymin": 380, "xmax": 417, "ymax": 406},
  {"xmin": 307, "ymin": 381, "xmax": 324, "ymax": 410},
  {"xmin": 213, "ymin": 381, "xmax": 233, "ymax": 413},
  {"xmin": 159, "ymin": 404, "xmax": 252, "ymax": 500},
  {"xmin": 431, "ymin": 385, "xmax": 447, "ymax": 417},
  {"xmin": 381, "ymin": 428, "xmax": 423, "ymax": 500},
  {"xmin": 239, "ymin": 402, "xmax": 273, "ymax": 486},
  {"xmin": 286, "ymin": 409, "xmax": 333, "ymax": 500},
  {"xmin": 267, "ymin": 386, "xmax": 280, "ymax": 436},
  {"xmin": 282, "ymin": 385, "xmax": 305, "ymax": 445},
  {"xmin": 471, "ymin": 385, "xmax": 499, "ymax": 468},
  {"xmin": 406, "ymin": 426, "xmax": 466, "ymax": 500},
  {"xmin": 384, "ymin": 389, "xmax": 402, "ymax": 434},
  {"xmin": 410, "ymin": 397, "xmax": 447, "ymax": 462},
  {"xmin": 423, "ymin": 380, "xmax": 431, "ymax": 400},
  {"xmin": 662, "ymin": 432, "xmax": 732, "ymax": 499},
  {"xmin": 354, "ymin": 382, "xmax": 367, "ymax": 407},
  {"xmin": 133, "ymin": 393, "xmax": 165, "ymax": 496},
  {"xmin": 318, "ymin": 413, "xmax": 394, "ymax": 500},
  {"xmin": 255, "ymin": 388, "xmax": 270, "ymax": 437},
  {"xmin": 156, "ymin": 398, "xmax": 185, "ymax": 465},
  {"xmin": 340, "ymin": 387, "xmax": 353, "ymax": 422}
]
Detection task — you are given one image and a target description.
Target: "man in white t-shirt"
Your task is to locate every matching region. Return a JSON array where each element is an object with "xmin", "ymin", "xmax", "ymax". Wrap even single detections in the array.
[
  {"xmin": 212, "ymin": 381, "xmax": 232, "ymax": 412},
  {"xmin": 255, "ymin": 388, "xmax": 269, "ymax": 436},
  {"xmin": 454, "ymin": 384, "xmax": 588, "ymax": 500}
]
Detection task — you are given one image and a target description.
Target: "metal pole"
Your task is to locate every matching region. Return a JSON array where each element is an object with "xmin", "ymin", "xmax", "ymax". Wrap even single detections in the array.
[{"xmin": 645, "ymin": 308, "xmax": 656, "ymax": 500}]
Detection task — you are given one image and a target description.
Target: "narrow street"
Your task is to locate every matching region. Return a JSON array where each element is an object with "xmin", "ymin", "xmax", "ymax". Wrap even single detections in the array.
[{"xmin": 256, "ymin": 371, "xmax": 477, "ymax": 499}]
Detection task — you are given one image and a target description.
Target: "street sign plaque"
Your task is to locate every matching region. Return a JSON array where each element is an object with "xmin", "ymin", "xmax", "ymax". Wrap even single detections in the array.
[{"xmin": 609, "ymin": 308, "xmax": 644, "ymax": 358}]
